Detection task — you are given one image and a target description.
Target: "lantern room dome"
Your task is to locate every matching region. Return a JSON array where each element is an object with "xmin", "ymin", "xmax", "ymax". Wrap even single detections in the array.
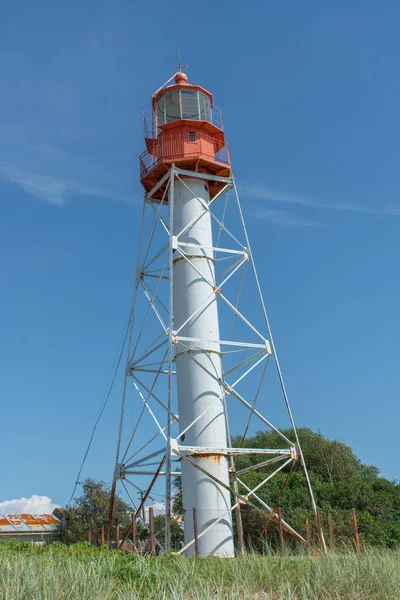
[{"xmin": 175, "ymin": 71, "xmax": 188, "ymax": 84}]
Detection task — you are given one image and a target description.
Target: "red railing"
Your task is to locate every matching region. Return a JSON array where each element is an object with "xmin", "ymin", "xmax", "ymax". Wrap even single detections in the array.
[{"xmin": 140, "ymin": 131, "xmax": 230, "ymax": 177}]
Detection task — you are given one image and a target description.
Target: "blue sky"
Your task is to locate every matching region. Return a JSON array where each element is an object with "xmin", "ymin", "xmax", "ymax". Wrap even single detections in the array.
[{"xmin": 1, "ymin": 0, "xmax": 399, "ymax": 508}]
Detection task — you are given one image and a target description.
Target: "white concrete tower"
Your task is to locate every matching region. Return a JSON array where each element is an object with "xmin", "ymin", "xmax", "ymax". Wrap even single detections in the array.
[{"xmin": 173, "ymin": 176, "xmax": 233, "ymax": 556}]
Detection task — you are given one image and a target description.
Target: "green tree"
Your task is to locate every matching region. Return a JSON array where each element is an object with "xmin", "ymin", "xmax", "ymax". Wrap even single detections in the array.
[
  {"xmin": 234, "ymin": 429, "xmax": 400, "ymax": 549},
  {"xmin": 60, "ymin": 478, "xmax": 142, "ymax": 544},
  {"xmin": 153, "ymin": 515, "xmax": 183, "ymax": 551}
]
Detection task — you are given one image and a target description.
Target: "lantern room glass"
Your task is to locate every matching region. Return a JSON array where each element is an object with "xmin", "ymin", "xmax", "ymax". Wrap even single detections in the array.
[
  {"xmin": 181, "ymin": 89, "xmax": 199, "ymax": 119},
  {"xmin": 164, "ymin": 90, "xmax": 181, "ymax": 123},
  {"xmin": 156, "ymin": 90, "xmax": 213, "ymax": 129},
  {"xmin": 199, "ymin": 93, "xmax": 212, "ymax": 121}
]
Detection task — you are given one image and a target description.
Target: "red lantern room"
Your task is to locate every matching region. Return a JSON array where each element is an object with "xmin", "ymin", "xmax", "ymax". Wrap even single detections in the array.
[{"xmin": 139, "ymin": 72, "xmax": 231, "ymax": 200}]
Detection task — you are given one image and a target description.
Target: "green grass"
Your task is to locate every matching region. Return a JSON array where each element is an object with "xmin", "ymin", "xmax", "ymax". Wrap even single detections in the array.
[{"xmin": 0, "ymin": 541, "xmax": 398, "ymax": 599}]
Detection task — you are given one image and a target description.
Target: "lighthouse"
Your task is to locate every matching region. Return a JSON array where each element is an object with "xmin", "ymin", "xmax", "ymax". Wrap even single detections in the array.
[
  {"xmin": 141, "ymin": 71, "xmax": 234, "ymax": 557},
  {"xmin": 108, "ymin": 69, "xmax": 324, "ymax": 558}
]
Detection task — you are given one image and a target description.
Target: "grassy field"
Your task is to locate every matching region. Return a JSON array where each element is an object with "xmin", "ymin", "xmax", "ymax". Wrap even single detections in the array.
[{"xmin": 0, "ymin": 541, "xmax": 398, "ymax": 599}]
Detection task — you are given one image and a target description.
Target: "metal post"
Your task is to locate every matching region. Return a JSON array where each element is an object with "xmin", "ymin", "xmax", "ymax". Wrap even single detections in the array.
[
  {"xmin": 132, "ymin": 512, "xmax": 137, "ymax": 552},
  {"xmin": 306, "ymin": 518, "xmax": 311, "ymax": 546},
  {"xmin": 141, "ymin": 496, "xmax": 146, "ymax": 522},
  {"xmin": 278, "ymin": 508, "xmax": 284, "ymax": 550},
  {"xmin": 101, "ymin": 525, "xmax": 105, "ymax": 546},
  {"xmin": 352, "ymin": 508, "xmax": 361, "ymax": 555},
  {"xmin": 236, "ymin": 506, "xmax": 244, "ymax": 555},
  {"xmin": 138, "ymin": 491, "xmax": 146, "ymax": 522},
  {"xmin": 193, "ymin": 508, "xmax": 199, "ymax": 556},
  {"xmin": 149, "ymin": 507, "xmax": 155, "ymax": 556},
  {"xmin": 106, "ymin": 481, "xmax": 117, "ymax": 543},
  {"xmin": 116, "ymin": 524, "xmax": 120, "ymax": 550},
  {"xmin": 328, "ymin": 513, "xmax": 335, "ymax": 551},
  {"xmin": 316, "ymin": 507, "xmax": 325, "ymax": 553}
]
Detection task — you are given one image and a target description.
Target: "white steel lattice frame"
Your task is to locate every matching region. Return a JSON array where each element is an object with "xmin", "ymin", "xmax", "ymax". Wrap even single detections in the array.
[{"xmin": 111, "ymin": 165, "xmax": 326, "ymax": 553}]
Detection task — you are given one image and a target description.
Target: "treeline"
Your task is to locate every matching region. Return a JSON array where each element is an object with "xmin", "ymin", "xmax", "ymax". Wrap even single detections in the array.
[
  {"xmin": 59, "ymin": 479, "xmax": 181, "ymax": 548},
  {"xmin": 62, "ymin": 429, "xmax": 400, "ymax": 550},
  {"xmin": 228, "ymin": 428, "xmax": 400, "ymax": 549}
]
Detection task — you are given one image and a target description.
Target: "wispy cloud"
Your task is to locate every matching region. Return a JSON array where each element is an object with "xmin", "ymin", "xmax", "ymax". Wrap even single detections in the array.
[
  {"xmin": 250, "ymin": 207, "xmax": 320, "ymax": 227},
  {"xmin": 240, "ymin": 182, "xmax": 400, "ymax": 216},
  {"xmin": 0, "ymin": 154, "xmax": 133, "ymax": 207},
  {"xmin": 0, "ymin": 45, "xmax": 136, "ymax": 207}
]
